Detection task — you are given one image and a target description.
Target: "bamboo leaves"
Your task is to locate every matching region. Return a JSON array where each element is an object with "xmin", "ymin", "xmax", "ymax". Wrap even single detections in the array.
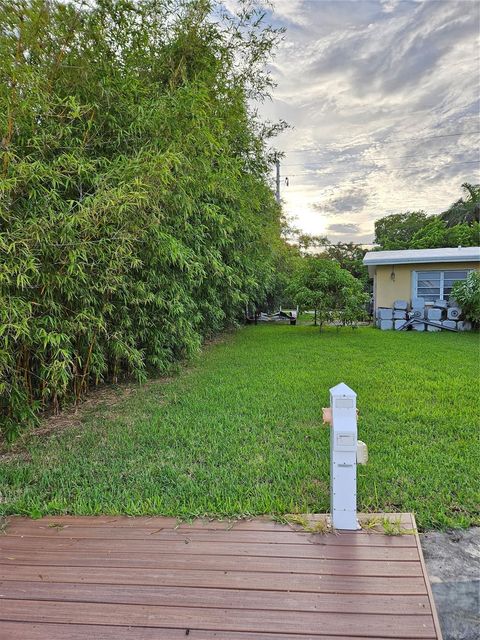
[{"xmin": 0, "ymin": 0, "xmax": 284, "ymax": 439}]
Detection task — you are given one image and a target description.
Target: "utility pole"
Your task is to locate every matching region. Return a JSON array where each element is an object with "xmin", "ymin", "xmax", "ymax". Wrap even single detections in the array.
[{"xmin": 275, "ymin": 155, "xmax": 281, "ymax": 204}]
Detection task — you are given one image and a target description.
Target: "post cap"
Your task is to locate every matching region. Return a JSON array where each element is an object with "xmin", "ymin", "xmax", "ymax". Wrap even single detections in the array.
[{"xmin": 329, "ymin": 382, "xmax": 356, "ymax": 398}]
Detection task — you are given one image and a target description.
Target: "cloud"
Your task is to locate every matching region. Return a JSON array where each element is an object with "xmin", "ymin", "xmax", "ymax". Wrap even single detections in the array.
[
  {"xmin": 313, "ymin": 188, "xmax": 370, "ymax": 216},
  {"xmin": 268, "ymin": 0, "xmax": 309, "ymax": 26},
  {"xmin": 222, "ymin": 0, "xmax": 310, "ymax": 27},
  {"xmin": 258, "ymin": 0, "xmax": 480, "ymax": 243},
  {"xmin": 305, "ymin": 1, "xmax": 479, "ymax": 98},
  {"xmin": 327, "ymin": 223, "xmax": 361, "ymax": 234}
]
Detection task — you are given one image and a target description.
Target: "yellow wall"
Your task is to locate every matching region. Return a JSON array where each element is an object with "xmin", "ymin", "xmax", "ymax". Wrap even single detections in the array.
[{"xmin": 374, "ymin": 261, "xmax": 479, "ymax": 310}]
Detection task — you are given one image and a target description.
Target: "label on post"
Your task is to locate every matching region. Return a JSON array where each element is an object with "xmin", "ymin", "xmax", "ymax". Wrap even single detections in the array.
[
  {"xmin": 335, "ymin": 433, "xmax": 356, "ymax": 450},
  {"xmin": 335, "ymin": 398, "xmax": 354, "ymax": 409}
]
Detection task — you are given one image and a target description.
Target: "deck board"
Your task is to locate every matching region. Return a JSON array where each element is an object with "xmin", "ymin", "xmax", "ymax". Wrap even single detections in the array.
[
  {"xmin": 0, "ymin": 514, "xmax": 442, "ymax": 639},
  {"xmin": 0, "ymin": 621, "xmax": 432, "ymax": 640},
  {"xmin": 4, "ymin": 524, "xmax": 418, "ymax": 546},
  {"xmin": 0, "ymin": 537, "xmax": 420, "ymax": 561},
  {"xmin": 0, "ymin": 565, "xmax": 429, "ymax": 594}
]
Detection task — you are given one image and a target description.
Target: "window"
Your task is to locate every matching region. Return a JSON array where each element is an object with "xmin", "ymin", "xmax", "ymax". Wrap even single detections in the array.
[{"xmin": 414, "ymin": 270, "xmax": 470, "ymax": 302}]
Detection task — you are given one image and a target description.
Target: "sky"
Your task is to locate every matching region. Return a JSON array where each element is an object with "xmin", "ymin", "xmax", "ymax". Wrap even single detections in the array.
[{"xmin": 245, "ymin": 0, "xmax": 480, "ymax": 244}]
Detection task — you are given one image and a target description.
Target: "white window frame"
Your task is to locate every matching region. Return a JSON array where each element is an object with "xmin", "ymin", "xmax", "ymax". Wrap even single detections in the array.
[{"xmin": 412, "ymin": 269, "xmax": 471, "ymax": 302}]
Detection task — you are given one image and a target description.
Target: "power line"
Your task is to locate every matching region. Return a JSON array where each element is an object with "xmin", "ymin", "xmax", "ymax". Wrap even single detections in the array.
[
  {"xmin": 283, "ymin": 159, "xmax": 480, "ymax": 177},
  {"xmin": 282, "ymin": 146, "xmax": 480, "ymax": 166},
  {"xmin": 313, "ymin": 202, "xmax": 465, "ymax": 208},
  {"xmin": 302, "ymin": 177, "xmax": 478, "ymax": 196},
  {"xmin": 283, "ymin": 129, "xmax": 480, "ymax": 154},
  {"xmin": 283, "ymin": 113, "xmax": 479, "ymax": 140}
]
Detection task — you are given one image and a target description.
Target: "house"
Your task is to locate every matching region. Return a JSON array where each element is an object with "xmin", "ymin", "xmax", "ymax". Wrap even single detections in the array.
[{"xmin": 363, "ymin": 247, "xmax": 480, "ymax": 314}]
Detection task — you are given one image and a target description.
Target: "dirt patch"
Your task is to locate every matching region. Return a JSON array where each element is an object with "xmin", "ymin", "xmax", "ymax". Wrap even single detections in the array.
[
  {"xmin": 0, "ymin": 332, "xmax": 232, "ymax": 462},
  {"xmin": 0, "ymin": 380, "xmax": 158, "ymax": 462}
]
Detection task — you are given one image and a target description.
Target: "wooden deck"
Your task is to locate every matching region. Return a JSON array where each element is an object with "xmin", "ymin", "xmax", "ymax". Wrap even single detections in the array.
[{"xmin": 0, "ymin": 513, "xmax": 442, "ymax": 639}]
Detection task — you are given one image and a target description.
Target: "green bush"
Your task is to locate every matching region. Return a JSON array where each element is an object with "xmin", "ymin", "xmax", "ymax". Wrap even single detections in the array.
[
  {"xmin": 451, "ymin": 272, "xmax": 480, "ymax": 326},
  {"xmin": 286, "ymin": 258, "xmax": 369, "ymax": 329},
  {"xmin": 0, "ymin": 0, "xmax": 284, "ymax": 439}
]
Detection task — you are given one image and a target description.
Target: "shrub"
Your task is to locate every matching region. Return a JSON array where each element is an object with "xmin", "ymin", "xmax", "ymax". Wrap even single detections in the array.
[
  {"xmin": 286, "ymin": 258, "xmax": 369, "ymax": 329},
  {"xmin": 0, "ymin": 0, "xmax": 284, "ymax": 439},
  {"xmin": 451, "ymin": 272, "xmax": 480, "ymax": 326}
]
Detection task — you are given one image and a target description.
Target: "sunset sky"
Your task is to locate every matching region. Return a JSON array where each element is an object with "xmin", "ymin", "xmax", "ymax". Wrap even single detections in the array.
[{"xmin": 249, "ymin": 0, "xmax": 480, "ymax": 244}]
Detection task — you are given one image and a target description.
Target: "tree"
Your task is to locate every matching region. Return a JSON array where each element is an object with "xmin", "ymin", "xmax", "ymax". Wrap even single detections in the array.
[
  {"xmin": 262, "ymin": 239, "xmax": 302, "ymax": 311},
  {"xmin": 296, "ymin": 233, "xmax": 329, "ymax": 255},
  {"xmin": 286, "ymin": 258, "xmax": 368, "ymax": 329},
  {"xmin": 374, "ymin": 185, "xmax": 480, "ymax": 251},
  {"xmin": 319, "ymin": 243, "xmax": 369, "ymax": 289},
  {"xmin": 374, "ymin": 212, "xmax": 430, "ymax": 249},
  {"xmin": 410, "ymin": 219, "xmax": 480, "ymax": 249},
  {"xmin": 0, "ymin": 0, "xmax": 286, "ymax": 438},
  {"xmin": 285, "ymin": 224, "xmax": 369, "ymax": 290},
  {"xmin": 439, "ymin": 183, "xmax": 480, "ymax": 227}
]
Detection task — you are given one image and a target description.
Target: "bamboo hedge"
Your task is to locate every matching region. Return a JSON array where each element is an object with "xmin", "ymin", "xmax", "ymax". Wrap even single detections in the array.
[{"xmin": 0, "ymin": 0, "xmax": 285, "ymax": 439}]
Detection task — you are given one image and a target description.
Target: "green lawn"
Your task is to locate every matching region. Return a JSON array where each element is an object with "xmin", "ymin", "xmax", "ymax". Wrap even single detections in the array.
[{"xmin": 1, "ymin": 325, "xmax": 479, "ymax": 529}]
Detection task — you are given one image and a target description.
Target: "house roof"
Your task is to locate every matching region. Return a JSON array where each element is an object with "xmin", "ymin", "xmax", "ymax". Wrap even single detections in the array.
[{"xmin": 363, "ymin": 246, "xmax": 480, "ymax": 267}]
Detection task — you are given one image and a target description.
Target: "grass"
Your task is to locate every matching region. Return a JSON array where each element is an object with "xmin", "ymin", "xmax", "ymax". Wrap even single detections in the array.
[{"xmin": 0, "ymin": 325, "xmax": 479, "ymax": 530}]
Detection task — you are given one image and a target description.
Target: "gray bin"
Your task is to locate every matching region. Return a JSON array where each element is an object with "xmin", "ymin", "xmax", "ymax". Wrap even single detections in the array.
[
  {"xmin": 427, "ymin": 308, "xmax": 444, "ymax": 321},
  {"xmin": 457, "ymin": 321, "xmax": 472, "ymax": 331},
  {"xmin": 393, "ymin": 309, "xmax": 407, "ymax": 319},
  {"xmin": 427, "ymin": 324, "xmax": 441, "ymax": 332},
  {"xmin": 377, "ymin": 308, "xmax": 393, "ymax": 320},
  {"xmin": 412, "ymin": 322, "xmax": 425, "ymax": 331},
  {"xmin": 442, "ymin": 320, "xmax": 457, "ymax": 330},
  {"xmin": 394, "ymin": 319, "xmax": 407, "ymax": 330},
  {"xmin": 433, "ymin": 299, "xmax": 448, "ymax": 309},
  {"xmin": 393, "ymin": 300, "xmax": 408, "ymax": 311},
  {"xmin": 379, "ymin": 319, "xmax": 393, "ymax": 330},
  {"xmin": 412, "ymin": 297, "xmax": 425, "ymax": 309}
]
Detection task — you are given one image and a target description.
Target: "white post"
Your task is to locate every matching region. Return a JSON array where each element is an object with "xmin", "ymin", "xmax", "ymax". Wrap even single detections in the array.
[{"xmin": 329, "ymin": 382, "xmax": 359, "ymax": 530}]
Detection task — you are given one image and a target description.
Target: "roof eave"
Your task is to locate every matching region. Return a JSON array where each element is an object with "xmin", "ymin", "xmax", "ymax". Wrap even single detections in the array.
[{"xmin": 365, "ymin": 255, "xmax": 479, "ymax": 267}]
